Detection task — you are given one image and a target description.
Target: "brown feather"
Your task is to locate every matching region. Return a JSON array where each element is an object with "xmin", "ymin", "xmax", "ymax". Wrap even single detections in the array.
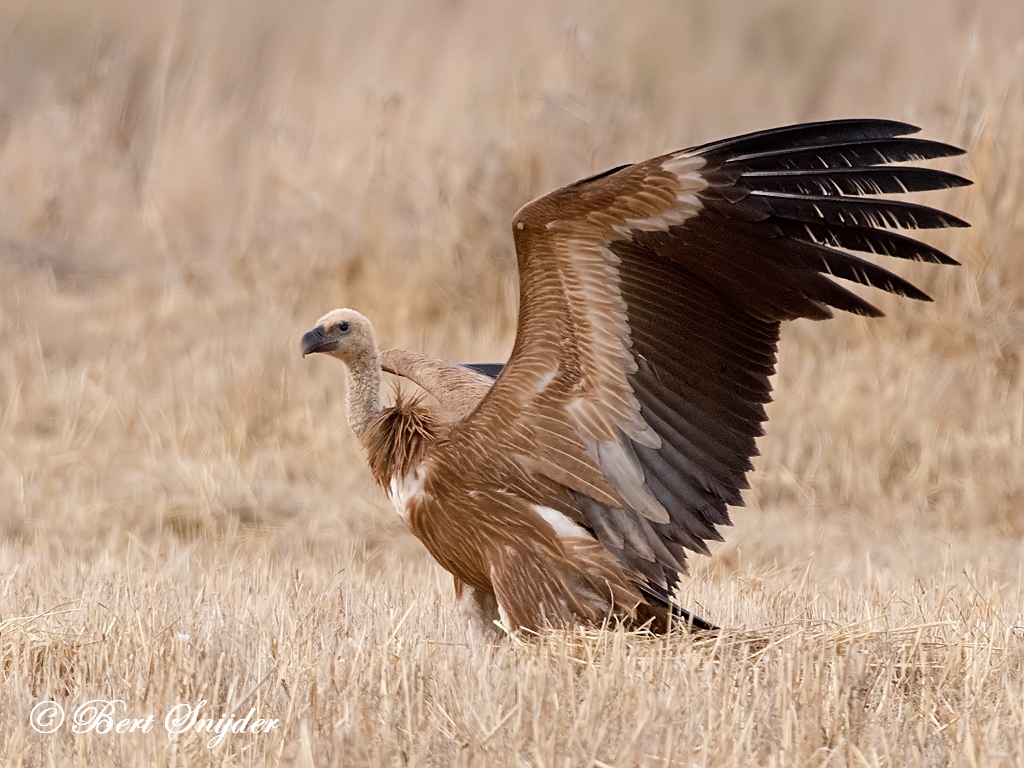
[
  {"xmin": 362, "ymin": 387, "xmax": 441, "ymax": 489},
  {"xmin": 380, "ymin": 349, "xmax": 493, "ymax": 423}
]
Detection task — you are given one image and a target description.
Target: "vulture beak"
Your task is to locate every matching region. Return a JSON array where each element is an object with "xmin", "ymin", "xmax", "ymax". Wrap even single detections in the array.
[{"xmin": 301, "ymin": 326, "xmax": 333, "ymax": 357}]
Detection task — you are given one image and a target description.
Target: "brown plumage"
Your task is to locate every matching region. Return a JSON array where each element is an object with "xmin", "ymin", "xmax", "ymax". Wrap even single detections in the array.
[
  {"xmin": 301, "ymin": 120, "xmax": 970, "ymax": 638},
  {"xmin": 379, "ymin": 349, "xmax": 493, "ymax": 423},
  {"xmin": 362, "ymin": 388, "xmax": 440, "ymax": 489}
]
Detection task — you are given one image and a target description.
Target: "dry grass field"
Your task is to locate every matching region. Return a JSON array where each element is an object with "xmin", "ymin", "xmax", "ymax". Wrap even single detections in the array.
[{"xmin": 0, "ymin": 0, "xmax": 1022, "ymax": 765}]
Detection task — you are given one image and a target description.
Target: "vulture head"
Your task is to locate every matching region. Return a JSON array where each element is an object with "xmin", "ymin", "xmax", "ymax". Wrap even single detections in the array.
[{"xmin": 301, "ymin": 308, "xmax": 378, "ymax": 364}]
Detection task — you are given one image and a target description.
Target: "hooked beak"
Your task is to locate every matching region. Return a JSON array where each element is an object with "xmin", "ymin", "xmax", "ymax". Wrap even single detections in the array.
[{"xmin": 301, "ymin": 326, "xmax": 335, "ymax": 357}]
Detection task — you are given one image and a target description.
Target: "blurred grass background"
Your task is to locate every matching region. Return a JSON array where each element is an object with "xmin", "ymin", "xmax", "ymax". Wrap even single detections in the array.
[{"xmin": 0, "ymin": 1, "xmax": 1022, "ymax": 765}]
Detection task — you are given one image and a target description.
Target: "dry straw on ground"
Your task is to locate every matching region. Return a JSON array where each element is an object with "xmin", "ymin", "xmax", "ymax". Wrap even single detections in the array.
[{"xmin": 0, "ymin": 0, "xmax": 1022, "ymax": 765}]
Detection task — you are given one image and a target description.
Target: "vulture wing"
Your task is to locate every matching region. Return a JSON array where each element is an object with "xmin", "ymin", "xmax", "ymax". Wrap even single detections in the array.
[
  {"xmin": 380, "ymin": 349, "xmax": 495, "ymax": 423},
  {"xmin": 438, "ymin": 119, "xmax": 969, "ymax": 598}
]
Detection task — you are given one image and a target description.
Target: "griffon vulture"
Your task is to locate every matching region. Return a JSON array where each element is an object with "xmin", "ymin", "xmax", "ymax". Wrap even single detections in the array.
[{"xmin": 301, "ymin": 119, "xmax": 969, "ymax": 638}]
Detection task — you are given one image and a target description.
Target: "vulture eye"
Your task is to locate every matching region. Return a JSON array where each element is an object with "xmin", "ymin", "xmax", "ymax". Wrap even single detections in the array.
[{"xmin": 337, "ymin": 321, "xmax": 351, "ymax": 334}]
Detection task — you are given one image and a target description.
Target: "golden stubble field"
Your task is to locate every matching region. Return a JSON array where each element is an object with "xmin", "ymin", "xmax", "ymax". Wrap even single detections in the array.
[{"xmin": 0, "ymin": 1, "xmax": 1022, "ymax": 765}]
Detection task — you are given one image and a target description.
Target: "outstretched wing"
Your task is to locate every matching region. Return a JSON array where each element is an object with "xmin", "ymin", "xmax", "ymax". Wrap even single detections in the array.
[{"xmin": 440, "ymin": 119, "xmax": 969, "ymax": 592}]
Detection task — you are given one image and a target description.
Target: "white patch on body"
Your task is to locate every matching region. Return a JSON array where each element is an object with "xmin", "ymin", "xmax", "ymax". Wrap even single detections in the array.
[
  {"xmin": 388, "ymin": 464, "xmax": 428, "ymax": 525},
  {"xmin": 533, "ymin": 504, "xmax": 591, "ymax": 541}
]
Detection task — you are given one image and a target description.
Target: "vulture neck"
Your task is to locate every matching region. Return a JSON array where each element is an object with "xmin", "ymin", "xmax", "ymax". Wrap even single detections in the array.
[{"xmin": 344, "ymin": 349, "xmax": 383, "ymax": 439}]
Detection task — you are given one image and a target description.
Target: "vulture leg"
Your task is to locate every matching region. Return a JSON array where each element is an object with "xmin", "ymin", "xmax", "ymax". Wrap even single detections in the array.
[{"xmin": 454, "ymin": 578, "xmax": 503, "ymax": 645}]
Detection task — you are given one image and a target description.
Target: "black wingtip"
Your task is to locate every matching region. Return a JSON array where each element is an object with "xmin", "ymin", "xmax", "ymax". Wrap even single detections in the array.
[
  {"xmin": 671, "ymin": 605, "xmax": 719, "ymax": 634},
  {"xmin": 638, "ymin": 578, "xmax": 719, "ymax": 634},
  {"xmin": 688, "ymin": 118, "xmax": 925, "ymax": 157},
  {"xmin": 941, "ymin": 212, "xmax": 972, "ymax": 228}
]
